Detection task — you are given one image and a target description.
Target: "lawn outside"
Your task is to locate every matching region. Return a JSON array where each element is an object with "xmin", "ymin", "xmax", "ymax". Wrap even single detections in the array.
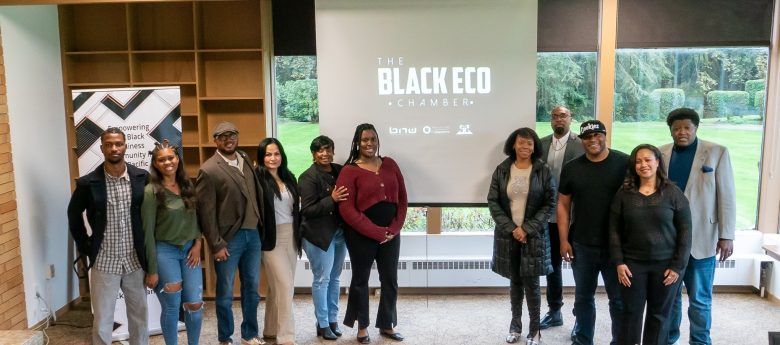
[{"xmin": 278, "ymin": 120, "xmax": 762, "ymax": 232}]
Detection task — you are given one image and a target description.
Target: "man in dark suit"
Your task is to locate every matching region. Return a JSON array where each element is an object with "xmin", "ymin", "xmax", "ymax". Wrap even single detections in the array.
[
  {"xmin": 67, "ymin": 127, "xmax": 149, "ymax": 345},
  {"xmin": 196, "ymin": 121, "xmax": 266, "ymax": 345},
  {"xmin": 661, "ymin": 108, "xmax": 735, "ymax": 345},
  {"xmin": 539, "ymin": 106, "xmax": 585, "ymax": 334}
]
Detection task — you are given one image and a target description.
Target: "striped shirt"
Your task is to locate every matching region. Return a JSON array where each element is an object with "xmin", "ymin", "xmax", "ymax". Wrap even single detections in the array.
[{"xmin": 93, "ymin": 167, "xmax": 142, "ymax": 274}]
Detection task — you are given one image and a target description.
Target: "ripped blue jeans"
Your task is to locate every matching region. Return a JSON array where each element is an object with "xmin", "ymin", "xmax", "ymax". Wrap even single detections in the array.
[{"xmin": 155, "ymin": 240, "xmax": 203, "ymax": 345}]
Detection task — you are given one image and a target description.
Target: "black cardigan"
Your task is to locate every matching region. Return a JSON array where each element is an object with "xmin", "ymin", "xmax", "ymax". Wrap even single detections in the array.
[
  {"xmin": 298, "ymin": 163, "xmax": 343, "ymax": 251},
  {"xmin": 256, "ymin": 167, "xmax": 301, "ymax": 253},
  {"xmin": 487, "ymin": 158, "xmax": 556, "ymax": 278}
]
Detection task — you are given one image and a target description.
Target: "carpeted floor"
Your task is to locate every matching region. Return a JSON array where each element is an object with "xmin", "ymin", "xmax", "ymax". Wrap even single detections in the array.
[{"xmin": 42, "ymin": 292, "xmax": 780, "ymax": 345}]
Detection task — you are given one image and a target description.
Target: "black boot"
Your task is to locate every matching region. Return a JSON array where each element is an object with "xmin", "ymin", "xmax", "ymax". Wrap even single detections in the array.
[
  {"xmin": 539, "ymin": 310, "xmax": 563, "ymax": 329},
  {"xmin": 317, "ymin": 323, "xmax": 338, "ymax": 340},
  {"xmin": 329, "ymin": 322, "xmax": 343, "ymax": 337}
]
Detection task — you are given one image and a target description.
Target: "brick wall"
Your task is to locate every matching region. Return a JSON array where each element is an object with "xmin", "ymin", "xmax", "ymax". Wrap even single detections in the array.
[{"xmin": 0, "ymin": 30, "xmax": 27, "ymax": 330}]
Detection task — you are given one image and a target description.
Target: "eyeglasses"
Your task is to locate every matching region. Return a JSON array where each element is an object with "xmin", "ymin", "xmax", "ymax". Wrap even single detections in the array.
[
  {"xmin": 551, "ymin": 113, "xmax": 570, "ymax": 120},
  {"xmin": 217, "ymin": 133, "xmax": 238, "ymax": 141}
]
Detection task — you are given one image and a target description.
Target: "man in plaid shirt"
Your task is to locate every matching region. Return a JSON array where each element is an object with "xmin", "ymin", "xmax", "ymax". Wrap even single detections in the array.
[{"xmin": 68, "ymin": 127, "xmax": 150, "ymax": 345}]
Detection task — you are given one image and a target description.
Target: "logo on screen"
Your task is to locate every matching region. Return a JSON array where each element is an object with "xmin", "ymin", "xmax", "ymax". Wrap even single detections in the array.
[{"xmin": 376, "ymin": 57, "xmax": 491, "ymax": 108}]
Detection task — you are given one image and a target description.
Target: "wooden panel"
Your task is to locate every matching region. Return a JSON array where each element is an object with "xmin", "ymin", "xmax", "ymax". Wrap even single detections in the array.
[
  {"xmin": 130, "ymin": 2, "xmax": 194, "ymax": 50},
  {"xmin": 179, "ymin": 84, "xmax": 197, "ymax": 115},
  {"xmin": 59, "ymin": 4, "xmax": 128, "ymax": 52},
  {"xmin": 66, "ymin": 53, "xmax": 129, "ymax": 84},
  {"xmin": 198, "ymin": 1, "xmax": 262, "ymax": 50},
  {"xmin": 131, "ymin": 52, "xmax": 195, "ymax": 83},
  {"xmin": 200, "ymin": 99, "xmax": 264, "ymax": 145},
  {"xmin": 181, "ymin": 147, "xmax": 199, "ymax": 178},
  {"xmin": 180, "ymin": 117, "xmax": 199, "ymax": 147},
  {"xmin": 199, "ymin": 51, "xmax": 263, "ymax": 98}
]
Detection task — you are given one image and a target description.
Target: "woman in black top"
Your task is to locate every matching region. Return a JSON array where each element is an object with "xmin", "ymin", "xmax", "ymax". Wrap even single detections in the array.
[
  {"xmin": 256, "ymin": 138, "xmax": 300, "ymax": 345},
  {"xmin": 487, "ymin": 127, "xmax": 555, "ymax": 345},
  {"xmin": 609, "ymin": 144, "xmax": 692, "ymax": 345},
  {"xmin": 299, "ymin": 135, "xmax": 348, "ymax": 341}
]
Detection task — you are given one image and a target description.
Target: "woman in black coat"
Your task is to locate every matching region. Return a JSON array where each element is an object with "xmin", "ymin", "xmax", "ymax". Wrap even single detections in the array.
[
  {"xmin": 299, "ymin": 135, "xmax": 349, "ymax": 340},
  {"xmin": 487, "ymin": 127, "xmax": 556, "ymax": 345}
]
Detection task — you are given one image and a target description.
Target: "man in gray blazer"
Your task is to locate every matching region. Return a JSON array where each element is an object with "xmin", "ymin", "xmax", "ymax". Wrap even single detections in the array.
[
  {"xmin": 660, "ymin": 108, "xmax": 735, "ymax": 345},
  {"xmin": 539, "ymin": 106, "xmax": 585, "ymax": 333},
  {"xmin": 197, "ymin": 121, "xmax": 266, "ymax": 345}
]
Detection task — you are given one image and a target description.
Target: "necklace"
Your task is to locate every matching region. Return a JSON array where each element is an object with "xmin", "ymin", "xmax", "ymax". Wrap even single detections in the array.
[{"xmin": 552, "ymin": 138, "xmax": 567, "ymax": 152}]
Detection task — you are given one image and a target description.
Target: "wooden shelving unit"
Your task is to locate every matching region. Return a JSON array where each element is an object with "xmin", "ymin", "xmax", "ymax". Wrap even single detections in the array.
[{"xmin": 59, "ymin": 1, "xmax": 267, "ymax": 298}]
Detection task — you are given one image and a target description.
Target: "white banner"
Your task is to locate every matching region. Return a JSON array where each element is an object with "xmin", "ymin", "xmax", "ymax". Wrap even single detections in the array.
[{"xmin": 72, "ymin": 86, "xmax": 183, "ymax": 340}]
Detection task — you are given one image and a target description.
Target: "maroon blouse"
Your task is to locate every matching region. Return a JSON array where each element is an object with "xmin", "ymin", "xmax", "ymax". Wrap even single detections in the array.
[{"xmin": 336, "ymin": 157, "xmax": 408, "ymax": 242}]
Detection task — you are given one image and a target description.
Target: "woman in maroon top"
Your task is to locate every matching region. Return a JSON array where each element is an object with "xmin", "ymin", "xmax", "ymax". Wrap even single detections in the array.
[{"xmin": 336, "ymin": 123, "xmax": 408, "ymax": 344}]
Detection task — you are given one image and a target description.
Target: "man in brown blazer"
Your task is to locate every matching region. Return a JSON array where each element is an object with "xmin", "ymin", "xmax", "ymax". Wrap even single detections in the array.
[{"xmin": 196, "ymin": 121, "xmax": 266, "ymax": 345}]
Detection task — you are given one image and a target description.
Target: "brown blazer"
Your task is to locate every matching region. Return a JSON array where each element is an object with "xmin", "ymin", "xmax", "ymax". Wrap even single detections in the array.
[{"xmin": 196, "ymin": 150, "xmax": 265, "ymax": 253}]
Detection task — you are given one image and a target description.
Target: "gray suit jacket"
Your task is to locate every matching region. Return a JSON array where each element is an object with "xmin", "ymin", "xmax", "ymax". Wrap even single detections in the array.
[
  {"xmin": 196, "ymin": 151, "xmax": 265, "ymax": 253},
  {"xmin": 541, "ymin": 133, "xmax": 584, "ymax": 224},
  {"xmin": 660, "ymin": 139, "xmax": 736, "ymax": 259},
  {"xmin": 540, "ymin": 132, "xmax": 585, "ymax": 174}
]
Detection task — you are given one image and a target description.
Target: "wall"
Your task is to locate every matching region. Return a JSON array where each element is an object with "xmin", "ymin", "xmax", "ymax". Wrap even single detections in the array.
[
  {"xmin": 0, "ymin": 23, "xmax": 26, "ymax": 330},
  {"xmin": 0, "ymin": 6, "xmax": 76, "ymax": 327}
]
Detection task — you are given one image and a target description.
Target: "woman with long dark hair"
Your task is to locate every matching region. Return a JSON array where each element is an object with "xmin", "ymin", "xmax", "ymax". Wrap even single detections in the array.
[
  {"xmin": 487, "ymin": 127, "xmax": 555, "ymax": 345},
  {"xmin": 142, "ymin": 140, "xmax": 203, "ymax": 344},
  {"xmin": 336, "ymin": 123, "xmax": 407, "ymax": 343},
  {"xmin": 256, "ymin": 137, "xmax": 300, "ymax": 345},
  {"xmin": 299, "ymin": 135, "xmax": 348, "ymax": 341},
  {"xmin": 609, "ymin": 144, "xmax": 692, "ymax": 345}
]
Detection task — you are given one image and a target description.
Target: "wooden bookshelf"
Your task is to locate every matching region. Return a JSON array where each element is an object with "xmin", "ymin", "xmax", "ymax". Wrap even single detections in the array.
[{"xmin": 59, "ymin": 0, "xmax": 267, "ymax": 298}]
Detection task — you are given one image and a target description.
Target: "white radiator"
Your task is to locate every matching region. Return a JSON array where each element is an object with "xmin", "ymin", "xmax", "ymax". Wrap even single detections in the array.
[{"xmin": 292, "ymin": 233, "xmax": 770, "ymax": 288}]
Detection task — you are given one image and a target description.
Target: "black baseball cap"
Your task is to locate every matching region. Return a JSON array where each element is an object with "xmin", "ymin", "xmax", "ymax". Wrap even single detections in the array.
[{"xmin": 579, "ymin": 120, "xmax": 607, "ymax": 138}]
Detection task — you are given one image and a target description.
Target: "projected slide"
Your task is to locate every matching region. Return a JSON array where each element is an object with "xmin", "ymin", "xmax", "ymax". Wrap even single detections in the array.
[{"xmin": 316, "ymin": 0, "xmax": 537, "ymax": 204}]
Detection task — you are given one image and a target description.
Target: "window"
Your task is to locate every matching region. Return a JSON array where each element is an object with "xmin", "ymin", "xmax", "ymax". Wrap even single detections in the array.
[{"xmin": 613, "ymin": 47, "xmax": 768, "ymax": 230}]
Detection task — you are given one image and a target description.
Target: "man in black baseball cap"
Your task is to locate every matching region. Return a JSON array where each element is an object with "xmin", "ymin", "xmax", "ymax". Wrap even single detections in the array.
[
  {"xmin": 557, "ymin": 118, "xmax": 628, "ymax": 345},
  {"xmin": 577, "ymin": 120, "xmax": 607, "ymax": 138}
]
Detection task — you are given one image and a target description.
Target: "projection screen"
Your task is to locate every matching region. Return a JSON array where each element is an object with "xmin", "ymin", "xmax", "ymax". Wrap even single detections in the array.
[{"xmin": 316, "ymin": 0, "xmax": 537, "ymax": 204}]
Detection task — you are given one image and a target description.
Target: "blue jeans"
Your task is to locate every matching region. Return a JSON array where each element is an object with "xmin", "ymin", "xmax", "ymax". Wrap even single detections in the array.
[
  {"xmin": 302, "ymin": 229, "xmax": 347, "ymax": 328},
  {"xmin": 214, "ymin": 229, "xmax": 262, "ymax": 342},
  {"xmin": 571, "ymin": 242, "xmax": 623, "ymax": 345},
  {"xmin": 154, "ymin": 240, "xmax": 203, "ymax": 345},
  {"xmin": 668, "ymin": 256, "xmax": 715, "ymax": 345}
]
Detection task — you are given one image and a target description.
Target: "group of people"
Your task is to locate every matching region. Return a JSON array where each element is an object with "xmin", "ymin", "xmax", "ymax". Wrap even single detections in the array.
[
  {"xmin": 67, "ymin": 105, "xmax": 734, "ymax": 345},
  {"xmin": 488, "ymin": 106, "xmax": 735, "ymax": 345},
  {"xmin": 68, "ymin": 122, "xmax": 407, "ymax": 345}
]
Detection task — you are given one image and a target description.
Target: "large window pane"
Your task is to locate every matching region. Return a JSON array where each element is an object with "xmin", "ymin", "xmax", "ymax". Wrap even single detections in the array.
[{"xmin": 613, "ymin": 47, "xmax": 767, "ymax": 230}]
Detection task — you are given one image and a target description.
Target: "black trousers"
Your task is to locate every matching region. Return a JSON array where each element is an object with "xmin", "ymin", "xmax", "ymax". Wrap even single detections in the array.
[
  {"xmin": 617, "ymin": 259, "xmax": 683, "ymax": 345},
  {"xmin": 545, "ymin": 222, "xmax": 564, "ymax": 311},
  {"xmin": 510, "ymin": 275, "xmax": 542, "ymax": 337},
  {"xmin": 343, "ymin": 228, "xmax": 400, "ymax": 329}
]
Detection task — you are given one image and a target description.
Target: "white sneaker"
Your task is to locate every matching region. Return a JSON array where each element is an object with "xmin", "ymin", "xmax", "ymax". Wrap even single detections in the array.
[
  {"xmin": 506, "ymin": 332, "xmax": 522, "ymax": 343},
  {"xmin": 241, "ymin": 337, "xmax": 266, "ymax": 345}
]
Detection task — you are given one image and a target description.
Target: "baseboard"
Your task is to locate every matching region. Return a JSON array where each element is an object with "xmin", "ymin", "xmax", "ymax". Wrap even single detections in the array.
[
  {"xmin": 28, "ymin": 297, "xmax": 82, "ymax": 330},
  {"xmin": 768, "ymin": 291, "xmax": 780, "ymax": 305}
]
